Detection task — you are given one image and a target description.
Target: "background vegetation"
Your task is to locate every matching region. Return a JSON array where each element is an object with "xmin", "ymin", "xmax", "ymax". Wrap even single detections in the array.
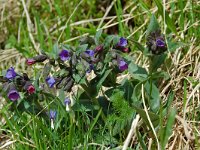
[{"xmin": 0, "ymin": 0, "xmax": 199, "ymax": 149}]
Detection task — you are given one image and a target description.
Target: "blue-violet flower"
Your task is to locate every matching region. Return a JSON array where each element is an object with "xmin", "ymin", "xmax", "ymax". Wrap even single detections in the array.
[
  {"xmin": 85, "ymin": 50, "xmax": 95, "ymax": 57},
  {"xmin": 49, "ymin": 110, "xmax": 57, "ymax": 129},
  {"xmin": 156, "ymin": 39, "xmax": 165, "ymax": 47},
  {"xmin": 46, "ymin": 77, "xmax": 56, "ymax": 88},
  {"xmin": 59, "ymin": 49, "xmax": 70, "ymax": 61},
  {"xmin": 64, "ymin": 98, "xmax": 71, "ymax": 112},
  {"xmin": 5, "ymin": 67, "xmax": 17, "ymax": 79},
  {"xmin": 7, "ymin": 89, "xmax": 20, "ymax": 101},
  {"xmin": 117, "ymin": 37, "xmax": 128, "ymax": 47},
  {"xmin": 118, "ymin": 60, "xmax": 128, "ymax": 72}
]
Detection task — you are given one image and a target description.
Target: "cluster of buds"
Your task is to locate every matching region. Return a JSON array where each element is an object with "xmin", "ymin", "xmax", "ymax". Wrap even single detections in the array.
[
  {"xmin": 0, "ymin": 67, "xmax": 35, "ymax": 101},
  {"xmin": 26, "ymin": 36, "xmax": 129, "ymax": 93},
  {"xmin": 146, "ymin": 29, "xmax": 167, "ymax": 55}
]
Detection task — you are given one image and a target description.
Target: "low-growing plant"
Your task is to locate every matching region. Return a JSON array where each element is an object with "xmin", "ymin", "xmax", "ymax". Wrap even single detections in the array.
[{"xmin": 0, "ymin": 15, "xmax": 177, "ymax": 149}]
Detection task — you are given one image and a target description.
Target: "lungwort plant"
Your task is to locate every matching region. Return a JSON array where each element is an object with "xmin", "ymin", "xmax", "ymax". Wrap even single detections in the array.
[{"xmin": 0, "ymin": 15, "xmax": 176, "ymax": 149}]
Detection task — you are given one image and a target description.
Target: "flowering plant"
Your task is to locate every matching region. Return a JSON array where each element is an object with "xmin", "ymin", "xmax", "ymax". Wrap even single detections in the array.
[{"xmin": 0, "ymin": 15, "xmax": 176, "ymax": 149}]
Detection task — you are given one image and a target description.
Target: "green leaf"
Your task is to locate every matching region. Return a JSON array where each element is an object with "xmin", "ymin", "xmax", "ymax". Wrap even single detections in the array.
[
  {"xmin": 24, "ymin": 101, "xmax": 30, "ymax": 109},
  {"xmin": 146, "ymin": 14, "xmax": 160, "ymax": 37},
  {"xmin": 76, "ymin": 44, "xmax": 88, "ymax": 54},
  {"xmin": 109, "ymin": 90, "xmax": 135, "ymax": 135},
  {"xmin": 95, "ymin": 29, "xmax": 103, "ymax": 45},
  {"xmin": 144, "ymin": 81, "xmax": 160, "ymax": 112},
  {"xmin": 160, "ymin": 108, "xmax": 176, "ymax": 149},
  {"xmin": 149, "ymin": 54, "xmax": 167, "ymax": 72},
  {"xmin": 96, "ymin": 69, "xmax": 112, "ymax": 91},
  {"xmin": 43, "ymin": 62, "xmax": 52, "ymax": 80},
  {"xmin": 128, "ymin": 63, "xmax": 148, "ymax": 81},
  {"xmin": 103, "ymin": 35, "xmax": 114, "ymax": 48},
  {"xmin": 162, "ymin": 91, "xmax": 174, "ymax": 116},
  {"xmin": 132, "ymin": 104, "xmax": 159, "ymax": 128},
  {"xmin": 87, "ymin": 108, "xmax": 102, "ymax": 134},
  {"xmin": 113, "ymin": 35, "xmax": 121, "ymax": 45},
  {"xmin": 52, "ymin": 42, "xmax": 59, "ymax": 59}
]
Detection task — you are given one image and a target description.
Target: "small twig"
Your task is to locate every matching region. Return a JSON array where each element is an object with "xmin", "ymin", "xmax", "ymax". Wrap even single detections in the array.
[
  {"xmin": 183, "ymin": 83, "xmax": 200, "ymax": 120},
  {"xmin": 122, "ymin": 114, "xmax": 140, "ymax": 150},
  {"xmin": 0, "ymin": 140, "xmax": 16, "ymax": 149},
  {"xmin": 176, "ymin": 115, "xmax": 195, "ymax": 140},
  {"xmin": 97, "ymin": 0, "xmax": 117, "ymax": 30}
]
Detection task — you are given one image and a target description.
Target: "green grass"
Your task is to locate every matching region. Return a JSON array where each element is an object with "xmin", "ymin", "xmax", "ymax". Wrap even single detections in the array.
[{"xmin": 0, "ymin": 0, "xmax": 200, "ymax": 149}]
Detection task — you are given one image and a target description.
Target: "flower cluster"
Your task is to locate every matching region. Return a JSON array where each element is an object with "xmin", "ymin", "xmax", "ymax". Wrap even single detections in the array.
[
  {"xmin": 146, "ymin": 29, "xmax": 167, "ymax": 55},
  {"xmin": 115, "ymin": 37, "xmax": 130, "ymax": 53},
  {"xmin": 25, "ymin": 36, "xmax": 129, "ymax": 93},
  {"xmin": 0, "ymin": 67, "xmax": 35, "ymax": 101}
]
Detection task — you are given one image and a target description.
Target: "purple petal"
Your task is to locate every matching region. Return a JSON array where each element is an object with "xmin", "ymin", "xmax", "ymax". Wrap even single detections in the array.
[
  {"xmin": 49, "ymin": 110, "xmax": 57, "ymax": 120},
  {"xmin": 118, "ymin": 60, "xmax": 128, "ymax": 72},
  {"xmin": 156, "ymin": 39, "xmax": 165, "ymax": 47},
  {"xmin": 59, "ymin": 50, "xmax": 70, "ymax": 61},
  {"xmin": 46, "ymin": 77, "xmax": 56, "ymax": 88},
  {"xmin": 117, "ymin": 37, "xmax": 128, "ymax": 47},
  {"xmin": 85, "ymin": 50, "xmax": 95, "ymax": 57},
  {"xmin": 5, "ymin": 67, "xmax": 17, "ymax": 79},
  {"xmin": 7, "ymin": 89, "xmax": 20, "ymax": 101},
  {"xmin": 64, "ymin": 97, "xmax": 71, "ymax": 105}
]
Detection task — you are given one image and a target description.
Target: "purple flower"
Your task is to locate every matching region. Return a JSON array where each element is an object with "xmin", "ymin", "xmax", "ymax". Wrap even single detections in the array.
[
  {"xmin": 46, "ymin": 77, "xmax": 56, "ymax": 88},
  {"xmin": 49, "ymin": 110, "xmax": 57, "ymax": 129},
  {"xmin": 146, "ymin": 30, "xmax": 167, "ymax": 55},
  {"xmin": 117, "ymin": 37, "xmax": 128, "ymax": 47},
  {"xmin": 156, "ymin": 39, "xmax": 165, "ymax": 47},
  {"xmin": 64, "ymin": 98, "xmax": 71, "ymax": 112},
  {"xmin": 49, "ymin": 110, "xmax": 57, "ymax": 120},
  {"xmin": 5, "ymin": 67, "xmax": 17, "ymax": 79},
  {"xmin": 85, "ymin": 50, "xmax": 95, "ymax": 57},
  {"xmin": 59, "ymin": 49, "xmax": 70, "ymax": 61},
  {"xmin": 118, "ymin": 60, "xmax": 128, "ymax": 72},
  {"xmin": 7, "ymin": 89, "xmax": 20, "ymax": 101}
]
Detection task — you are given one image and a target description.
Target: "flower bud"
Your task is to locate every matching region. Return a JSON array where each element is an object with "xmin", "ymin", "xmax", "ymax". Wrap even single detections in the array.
[
  {"xmin": 26, "ymin": 58, "xmax": 36, "ymax": 65},
  {"xmin": 64, "ymin": 78, "xmax": 74, "ymax": 92},
  {"xmin": 27, "ymin": 85, "xmax": 35, "ymax": 94},
  {"xmin": 33, "ymin": 54, "xmax": 48, "ymax": 62},
  {"xmin": 94, "ymin": 45, "xmax": 103, "ymax": 53}
]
